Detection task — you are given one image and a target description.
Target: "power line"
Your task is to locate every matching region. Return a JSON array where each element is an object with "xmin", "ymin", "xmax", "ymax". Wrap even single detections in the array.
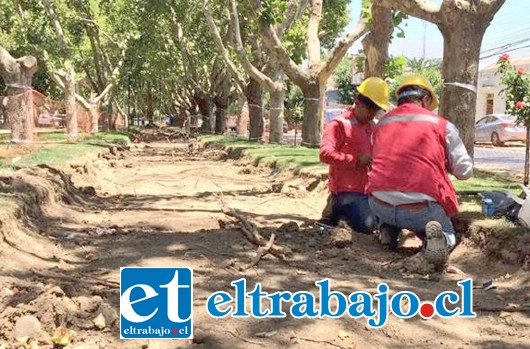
[
  {"xmin": 483, "ymin": 17, "xmax": 530, "ymax": 37},
  {"xmin": 483, "ymin": 18, "xmax": 530, "ymax": 37},
  {"xmin": 480, "ymin": 42, "xmax": 530, "ymax": 60},
  {"xmin": 480, "ymin": 35, "xmax": 530, "ymax": 55},
  {"xmin": 482, "ymin": 28, "xmax": 530, "ymax": 50},
  {"xmin": 482, "ymin": 29, "xmax": 530, "ymax": 52}
]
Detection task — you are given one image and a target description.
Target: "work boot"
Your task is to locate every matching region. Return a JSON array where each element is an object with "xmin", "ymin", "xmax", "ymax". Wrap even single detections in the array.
[
  {"xmin": 315, "ymin": 217, "xmax": 336, "ymax": 233},
  {"xmin": 424, "ymin": 221, "xmax": 448, "ymax": 271},
  {"xmin": 379, "ymin": 224, "xmax": 399, "ymax": 251}
]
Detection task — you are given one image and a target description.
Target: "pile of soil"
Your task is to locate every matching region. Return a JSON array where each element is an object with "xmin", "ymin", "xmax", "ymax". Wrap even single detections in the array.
[
  {"xmin": 0, "ymin": 165, "xmax": 119, "ymax": 348},
  {"xmin": 465, "ymin": 220, "xmax": 530, "ymax": 268},
  {"xmin": 131, "ymin": 128, "xmax": 195, "ymax": 143},
  {"xmin": 0, "ymin": 281, "xmax": 117, "ymax": 347}
]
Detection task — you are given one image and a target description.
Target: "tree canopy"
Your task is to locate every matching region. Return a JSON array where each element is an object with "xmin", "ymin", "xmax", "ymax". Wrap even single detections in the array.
[{"xmin": 0, "ymin": 0, "xmax": 508, "ymax": 152}]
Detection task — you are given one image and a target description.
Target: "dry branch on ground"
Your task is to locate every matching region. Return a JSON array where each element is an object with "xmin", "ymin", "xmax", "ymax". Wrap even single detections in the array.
[{"xmin": 217, "ymin": 193, "xmax": 285, "ymax": 266}]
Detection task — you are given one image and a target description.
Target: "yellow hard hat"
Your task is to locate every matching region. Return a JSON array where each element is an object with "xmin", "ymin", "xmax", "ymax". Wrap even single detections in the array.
[
  {"xmin": 396, "ymin": 74, "xmax": 438, "ymax": 111},
  {"xmin": 357, "ymin": 77, "xmax": 390, "ymax": 111}
]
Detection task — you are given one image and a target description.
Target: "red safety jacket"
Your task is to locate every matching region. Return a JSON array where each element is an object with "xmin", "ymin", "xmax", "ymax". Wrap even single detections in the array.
[
  {"xmin": 320, "ymin": 109, "xmax": 373, "ymax": 193},
  {"xmin": 366, "ymin": 103, "xmax": 459, "ymax": 217}
]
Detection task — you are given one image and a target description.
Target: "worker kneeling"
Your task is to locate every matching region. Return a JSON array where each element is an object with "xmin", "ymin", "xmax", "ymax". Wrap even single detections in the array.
[
  {"xmin": 366, "ymin": 74, "xmax": 473, "ymax": 270},
  {"xmin": 320, "ymin": 77, "xmax": 389, "ymax": 233}
]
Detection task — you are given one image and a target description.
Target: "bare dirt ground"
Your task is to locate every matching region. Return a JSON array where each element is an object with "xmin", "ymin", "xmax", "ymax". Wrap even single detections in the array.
[{"xmin": 0, "ymin": 139, "xmax": 528, "ymax": 349}]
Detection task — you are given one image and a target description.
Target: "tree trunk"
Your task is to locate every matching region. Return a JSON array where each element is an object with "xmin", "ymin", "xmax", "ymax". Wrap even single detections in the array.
[
  {"xmin": 246, "ymin": 78, "xmax": 263, "ymax": 141},
  {"xmin": 0, "ymin": 48, "xmax": 37, "ymax": 143},
  {"xmin": 101, "ymin": 111, "xmax": 109, "ymax": 132},
  {"xmin": 1, "ymin": 100, "xmax": 6, "ymax": 126},
  {"xmin": 214, "ymin": 86, "xmax": 230, "ymax": 134},
  {"xmin": 89, "ymin": 103, "xmax": 100, "ymax": 134},
  {"xmin": 123, "ymin": 105, "xmax": 129, "ymax": 129},
  {"xmin": 197, "ymin": 97, "xmax": 214, "ymax": 133},
  {"xmin": 63, "ymin": 68, "xmax": 78, "ymax": 141},
  {"xmin": 361, "ymin": 5, "xmax": 393, "ymax": 78},
  {"xmin": 112, "ymin": 101, "xmax": 127, "ymax": 130},
  {"xmin": 178, "ymin": 109, "xmax": 191, "ymax": 134},
  {"xmin": 146, "ymin": 86, "xmax": 154, "ymax": 123},
  {"xmin": 5, "ymin": 90, "xmax": 34, "ymax": 143},
  {"xmin": 175, "ymin": 108, "xmax": 187, "ymax": 127},
  {"xmin": 269, "ymin": 88, "xmax": 285, "ymax": 143},
  {"xmin": 300, "ymin": 80, "xmax": 326, "ymax": 147},
  {"xmin": 108, "ymin": 103, "xmax": 116, "ymax": 131},
  {"xmin": 438, "ymin": 18, "xmax": 488, "ymax": 158},
  {"xmin": 215, "ymin": 105, "xmax": 227, "ymax": 134},
  {"xmin": 184, "ymin": 114, "xmax": 191, "ymax": 134},
  {"xmin": 237, "ymin": 99, "xmax": 249, "ymax": 136}
]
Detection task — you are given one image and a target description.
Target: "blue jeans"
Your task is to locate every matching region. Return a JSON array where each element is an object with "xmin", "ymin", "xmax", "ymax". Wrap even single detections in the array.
[
  {"xmin": 368, "ymin": 198, "xmax": 456, "ymax": 248},
  {"xmin": 332, "ymin": 192, "xmax": 376, "ymax": 233}
]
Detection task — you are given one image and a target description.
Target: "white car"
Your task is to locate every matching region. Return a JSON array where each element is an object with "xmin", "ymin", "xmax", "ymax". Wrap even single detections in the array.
[
  {"xmin": 37, "ymin": 112, "xmax": 64, "ymax": 127},
  {"xmin": 475, "ymin": 114, "xmax": 526, "ymax": 146}
]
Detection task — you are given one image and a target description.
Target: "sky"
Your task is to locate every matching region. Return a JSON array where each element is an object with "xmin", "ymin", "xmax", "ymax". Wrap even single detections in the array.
[{"xmin": 346, "ymin": 0, "xmax": 530, "ymax": 69}]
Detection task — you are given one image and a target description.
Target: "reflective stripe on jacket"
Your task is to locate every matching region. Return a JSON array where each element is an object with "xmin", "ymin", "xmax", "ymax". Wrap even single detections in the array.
[{"xmin": 366, "ymin": 103, "xmax": 459, "ymax": 217}]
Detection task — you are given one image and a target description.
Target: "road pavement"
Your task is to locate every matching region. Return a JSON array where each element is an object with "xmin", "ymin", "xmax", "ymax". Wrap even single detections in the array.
[
  {"xmin": 284, "ymin": 130, "xmax": 527, "ymax": 173},
  {"xmin": 474, "ymin": 145, "xmax": 526, "ymax": 172}
]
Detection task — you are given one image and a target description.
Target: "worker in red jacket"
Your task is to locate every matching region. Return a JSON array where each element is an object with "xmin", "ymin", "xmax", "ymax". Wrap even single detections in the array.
[
  {"xmin": 319, "ymin": 77, "xmax": 389, "ymax": 233},
  {"xmin": 366, "ymin": 74, "xmax": 473, "ymax": 270}
]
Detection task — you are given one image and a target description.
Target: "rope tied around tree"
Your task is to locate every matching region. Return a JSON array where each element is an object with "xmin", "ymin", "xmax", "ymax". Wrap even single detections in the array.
[{"xmin": 4, "ymin": 83, "xmax": 33, "ymax": 91}]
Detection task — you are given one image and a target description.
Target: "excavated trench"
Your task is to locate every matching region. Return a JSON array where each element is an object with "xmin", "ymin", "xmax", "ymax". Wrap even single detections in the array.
[{"xmin": 0, "ymin": 137, "xmax": 527, "ymax": 348}]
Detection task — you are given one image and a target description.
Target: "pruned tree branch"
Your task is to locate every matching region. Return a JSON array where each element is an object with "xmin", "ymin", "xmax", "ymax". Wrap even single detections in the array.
[
  {"xmin": 77, "ymin": 17, "xmax": 122, "ymax": 47},
  {"xmin": 217, "ymin": 193, "xmax": 285, "ymax": 260},
  {"xmin": 82, "ymin": 64, "xmax": 100, "ymax": 92},
  {"xmin": 247, "ymin": 0, "xmax": 308, "ymax": 85},
  {"xmin": 476, "ymin": 0, "xmax": 507, "ymax": 16},
  {"xmin": 48, "ymin": 69, "xmax": 92, "ymax": 109},
  {"xmin": 0, "ymin": 46, "xmax": 15, "ymax": 77},
  {"xmin": 376, "ymin": 0, "xmax": 442, "ymax": 24},
  {"xmin": 13, "ymin": 0, "xmax": 26, "ymax": 22},
  {"xmin": 307, "ymin": 0, "xmax": 323, "ymax": 68},
  {"xmin": 40, "ymin": 0, "xmax": 69, "ymax": 56},
  {"xmin": 362, "ymin": 4, "xmax": 393, "ymax": 78},
  {"xmin": 239, "ymin": 233, "xmax": 276, "ymax": 271},
  {"xmin": 279, "ymin": 0, "xmax": 309, "ymax": 34},
  {"xmin": 320, "ymin": 14, "xmax": 369, "ymax": 80},
  {"xmin": 203, "ymin": 0, "xmax": 247, "ymax": 91},
  {"xmin": 93, "ymin": 49, "xmax": 126, "ymax": 105},
  {"xmin": 0, "ymin": 46, "xmax": 37, "ymax": 90},
  {"xmin": 228, "ymin": 0, "xmax": 277, "ymax": 91},
  {"xmin": 171, "ymin": 16, "xmax": 207, "ymax": 95}
]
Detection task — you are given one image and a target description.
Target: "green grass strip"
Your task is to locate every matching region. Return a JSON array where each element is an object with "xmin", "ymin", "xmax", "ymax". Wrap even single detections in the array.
[
  {"xmin": 0, "ymin": 132, "xmax": 131, "ymax": 172},
  {"xmin": 201, "ymin": 134, "xmax": 514, "ymax": 193}
]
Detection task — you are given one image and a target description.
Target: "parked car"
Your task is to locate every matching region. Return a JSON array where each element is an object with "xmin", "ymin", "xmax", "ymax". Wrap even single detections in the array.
[
  {"xmin": 37, "ymin": 112, "xmax": 64, "ymax": 128},
  {"xmin": 474, "ymin": 114, "xmax": 526, "ymax": 146},
  {"xmin": 325, "ymin": 108, "xmax": 346, "ymax": 123}
]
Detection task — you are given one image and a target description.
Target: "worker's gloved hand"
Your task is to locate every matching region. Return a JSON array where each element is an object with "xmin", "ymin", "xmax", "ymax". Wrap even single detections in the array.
[{"xmin": 357, "ymin": 154, "xmax": 372, "ymax": 168}]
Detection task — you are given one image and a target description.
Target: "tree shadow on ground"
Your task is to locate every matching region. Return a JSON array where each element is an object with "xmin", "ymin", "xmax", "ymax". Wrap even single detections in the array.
[{"xmin": 1, "ymin": 146, "xmax": 528, "ymax": 349}]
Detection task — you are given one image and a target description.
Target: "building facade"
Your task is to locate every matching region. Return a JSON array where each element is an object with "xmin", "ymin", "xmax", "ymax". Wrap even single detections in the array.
[{"xmin": 476, "ymin": 57, "xmax": 530, "ymax": 121}]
